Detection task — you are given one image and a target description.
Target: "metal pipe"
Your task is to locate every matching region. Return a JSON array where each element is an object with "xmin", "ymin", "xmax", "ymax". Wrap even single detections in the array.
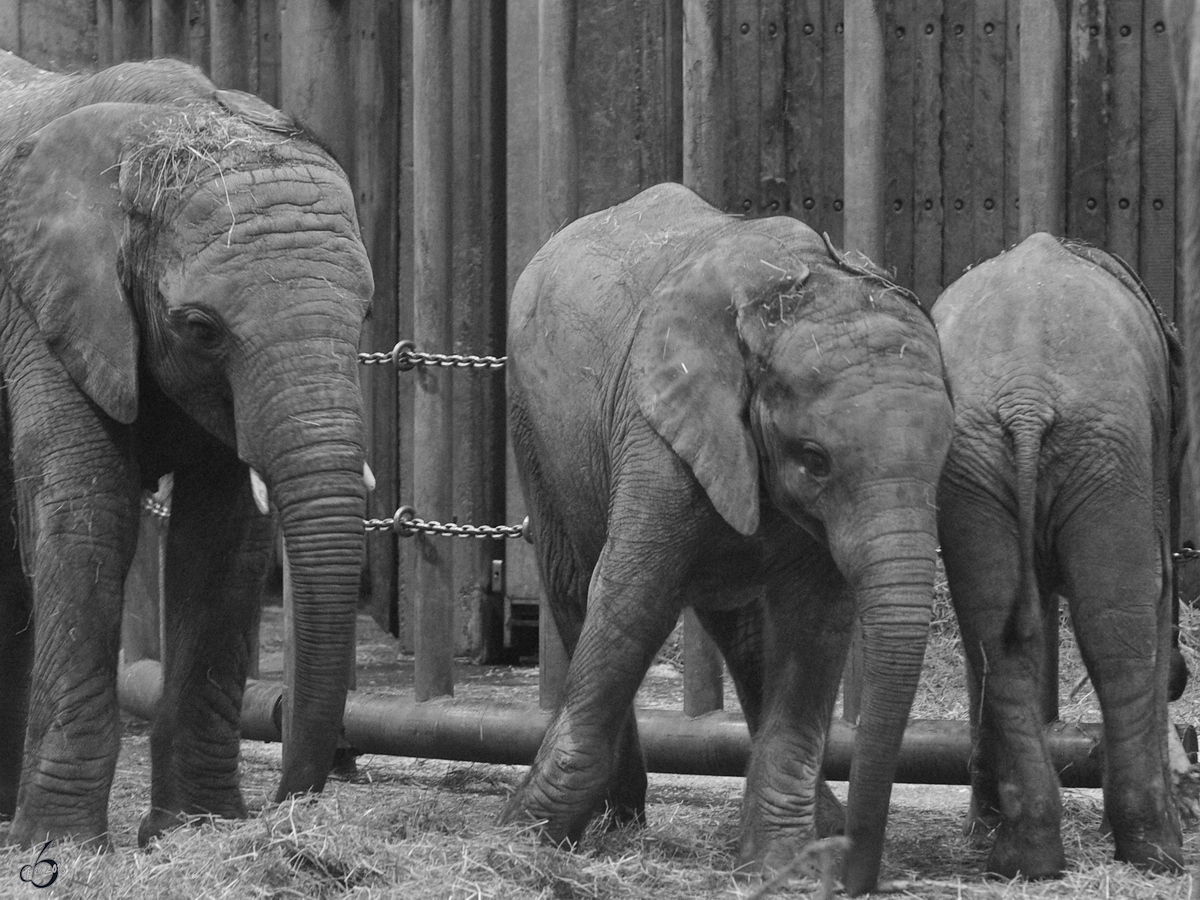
[{"xmin": 118, "ymin": 662, "xmax": 1197, "ymax": 788}]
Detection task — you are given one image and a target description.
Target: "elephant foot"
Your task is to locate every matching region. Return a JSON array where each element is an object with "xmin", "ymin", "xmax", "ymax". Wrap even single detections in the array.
[
  {"xmin": 986, "ymin": 824, "xmax": 1065, "ymax": 881},
  {"xmin": 498, "ymin": 784, "xmax": 589, "ymax": 849},
  {"xmin": 137, "ymin": 789, "xmax": 249, "ymax": 848},
  {"xmin": 138, "ymin": 807, "xmax": 189, "ymax": 848},
  {"xmin": 8, "ymin": 810, "xmax": 110, "ymax": 852},
  {"xmin": 963, "ymin": 796, "xmax": 1001, "ymax": 848},
  {"xmin": 1113, "ymin": 829, "xmax": 1185, "ymax": 874}
]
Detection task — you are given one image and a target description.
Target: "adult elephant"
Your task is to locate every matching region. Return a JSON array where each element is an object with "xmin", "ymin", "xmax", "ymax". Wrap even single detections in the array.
[
  {"xmin": 501, "ymin": 183, "xmax": 953, "ymax": 896},
  {"xmin": 934, "ymin": 234, "xmax": 1185, "ymax": 879},
  {"xmin": 0, "ymin": 53, "xmax": 373, "ymax": 848}
]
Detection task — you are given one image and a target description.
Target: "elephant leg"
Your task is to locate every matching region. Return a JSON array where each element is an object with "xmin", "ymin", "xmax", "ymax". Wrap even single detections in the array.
[
  {"xmin": 1059, "ymin": 516, "xmax": 1183, "ymax": 874},
  {"xmin": 940, "ymin": 488, "xmax": 1065, "ymax": 880},
  {"xmin": 522, "ymin": 487, "xmax": 648, "ymax": 831},
  {"xmin": 695, "ymin": 601, "xmax": 844, "ymax": 838},
  {"xmin": 6, "ymin": 388, "xmax": 140, "ymax": 848},
  {"xmin": 736, "ymin": 552, "xmax": 854, "ymax": 875},
  {"xmin": 499, "ymin": 491, "xmax": 699, "ymax": 845},
  {"xmin": 138, "ymin": 447, "xmax": 274, "ymax": 847},
  {"xmin": 0, "ymin": 427, "xmax": 31, "ymax": 820}
]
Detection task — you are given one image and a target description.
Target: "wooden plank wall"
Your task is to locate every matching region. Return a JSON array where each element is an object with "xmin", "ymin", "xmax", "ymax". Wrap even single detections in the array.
[{"xmin": 0, "ymin": 0, "xmax": 1183, "ymax": 652}]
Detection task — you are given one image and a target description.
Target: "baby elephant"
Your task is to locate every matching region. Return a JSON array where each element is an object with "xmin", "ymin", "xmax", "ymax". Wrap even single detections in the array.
[
  {"xmin": 934, "ymin": 232, "xmax": 1185, "ymax": 878},
  {"xmin": 503, "ymin": 183, "xmax": 953, "ymax": 895}
]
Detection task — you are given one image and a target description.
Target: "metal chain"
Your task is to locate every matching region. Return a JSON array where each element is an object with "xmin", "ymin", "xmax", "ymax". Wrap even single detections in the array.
[
  {"xmin": 141, "ymin": 495, "xmax": 171, "ymax": 520},
  {"xmin": 365, "ymin": 506, "xmax": 531, "ymax": 542},
  {"xmin": 1176, "ymin": 546, "xmax": 1200, "ymax": 563},
  {"xmin": 358, "ymin": 340, "xmax": 506, "ymax": 372}
]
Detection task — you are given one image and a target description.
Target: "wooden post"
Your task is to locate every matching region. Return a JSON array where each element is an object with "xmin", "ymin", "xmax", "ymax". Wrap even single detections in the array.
[
  {"xmin": 0, "ymin": 1, "xmax": 19, "ymax": 55},
  {"xmin": 677, "ymin": 0, "xmax": 727, "ymax": 717},
  {"xmin": 843, "ymin": 0, "xmax": 886, "ymax": 263},
  {"xmin": 1017, "ymin": 0, "xmax": 1067, "ymax": 239},
  {"xmin": 1017, "ymin": 0, "xmax": 1066, "ymax": 723},
  {"xmin": 209, "ymin": 0, "xmax": 250, "ymax": 90},
  {"xmin": 112, "ymin": 0, "xmax": 151, "ymax": 61},
  {"xmin": 413, "ymin": 0, "xmax": 455, "ymax": 701},
  {"xmin": 451, "ymin": 0, "xmax": 507, "ymax": 661},
  {"xmin": 838, "ymin": 0, "xmax": 887, "ymax": 724},
  {"xmin": 682, "ymin": 610, "xmax": 723, "ymax": 716},
  {"xmin": 682, "ymin": 0, "xmax": 724, "ymax": 208},
  {"xmin": 533, "ymin": 0, "xmax": 577, "ymax": 709},
  {"xmin": 352, "ymin": 1, "xmax": 401, "ymax": 642},
  {"xmin": 151, "ymin": 0, "xmax": 187, "ymax": 58},
  {"xmin": 280, "ymin": 0, "xmax": 353, "ymax": 170}
]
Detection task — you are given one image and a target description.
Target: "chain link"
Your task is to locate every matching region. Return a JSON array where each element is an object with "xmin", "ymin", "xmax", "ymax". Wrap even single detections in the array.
[
  {"xmin": 358, "ymin": 340, "xmax": 506, "ymax": 372},
  {"xmin": 366, "ymin": 506, "xmax": 531, "ymax": 542},
  {"xmin": 141, "ymin": 495, "xmax": 171, "ymax": 520},
  {"xmin": 1176, "ymin": 546, "xmax": 1200, "ymax": 563}
]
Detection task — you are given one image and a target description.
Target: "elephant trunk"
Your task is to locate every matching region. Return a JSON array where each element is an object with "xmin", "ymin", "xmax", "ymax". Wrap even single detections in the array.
[
  {"xmin": 237, "ymin": 352, "xmax": 366, "ymax": 801},
  {"xmin": 828, "ymin": 490, "xmax": 939, "ymax": 896}
]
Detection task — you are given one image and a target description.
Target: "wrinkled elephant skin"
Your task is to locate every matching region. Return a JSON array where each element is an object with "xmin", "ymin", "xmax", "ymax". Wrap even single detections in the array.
[
  {"xmin": 0, "ymin": 53, "xmax": 373, "ymax": 849},
  {"xmin": 501, "ymin": 183, "xmax": 953, "ymax": 895},
  {"xmin": 934, "ymin": 233, "xmax": 1185, "ymax": 878}
]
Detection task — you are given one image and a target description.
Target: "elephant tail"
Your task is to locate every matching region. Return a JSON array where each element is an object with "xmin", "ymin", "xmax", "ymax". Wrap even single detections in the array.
[{"xmin": 1003, "ymin": 417, "xmax": 1048, "ymax": 658}]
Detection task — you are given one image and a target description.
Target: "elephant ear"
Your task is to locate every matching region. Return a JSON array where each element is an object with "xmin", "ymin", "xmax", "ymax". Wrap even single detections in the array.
[
  {"xmin": 631, "ymin": 231, "xmax": 810, "ymax": 536},
  {"xmin": 0, "ymin": 102, "xmax": 151, "ymax": 424}
]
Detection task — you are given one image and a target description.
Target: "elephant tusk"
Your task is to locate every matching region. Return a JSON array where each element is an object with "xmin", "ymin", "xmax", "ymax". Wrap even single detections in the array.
[
  {"xmin": 363, "ymin": 461, "xmax": 376, "ymax": 492},
  {"xmin": 250, "ymin": 468, "xmax": 270, "ymax": 515}
]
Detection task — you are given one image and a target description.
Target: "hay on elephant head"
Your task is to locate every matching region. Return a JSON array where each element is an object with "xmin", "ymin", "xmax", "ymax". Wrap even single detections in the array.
[{"xmin": 123, "ymin": 103, "xmax": 291, "ymax": 217}]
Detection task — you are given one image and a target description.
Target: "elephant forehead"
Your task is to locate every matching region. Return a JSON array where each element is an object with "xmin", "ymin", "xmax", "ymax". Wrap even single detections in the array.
[{"xmin": 168, "ymin": 162, "xmax": 361, "ymax": 234}]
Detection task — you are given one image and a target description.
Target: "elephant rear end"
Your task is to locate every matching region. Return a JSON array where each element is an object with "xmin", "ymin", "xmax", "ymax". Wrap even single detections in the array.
[{"xmin": 933, "ymin": 232, "xmax": 1184, "ymax": 878}]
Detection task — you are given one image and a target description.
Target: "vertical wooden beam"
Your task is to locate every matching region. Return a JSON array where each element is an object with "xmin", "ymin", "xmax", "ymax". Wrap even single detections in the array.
[
  {"xmin": 257, "ymin": 0, "xmax": 281, "ymax": 107},
  {"xmin": 209, "ymin": 0, "xmax": 250, "ymax": 90},
  {"xmin": 1067, "ymin": 0, "xmax": 1107, "ymax": 246},
  {"xmin": 823, "ymin": 0, "xmax": 845, "ymax": 247},
  {"xmin": 1140, "ymin": 1, "xmax": 1176, "ymax": 315},
  {"xmin": 451, "ymin": 0, "xmax": 506, "ymax": 660},
  {"xmin": 503, "ymin": 0, "xmax": 543, "ymax": 671},
  {"xmin": 843, "ymin": 0, "xmax": 886, "ymax": 262},
  {"xmin": 884, "ymin": 0, "xmax": 915, "ymax": 290},
  {"xmin": 786, "ymin": 1, "xmax": 828, "ymax": 233},
  {"xmin": 113, "ymin": 0, "xmax": 152, "ymax": 61},
  {"xmin": 679, "ymin": 0, "xmax": 726, "ymax": 716},
  {"xmin": 1018, "ymin": 0, "xmax": 1067, "ymax": 239},
  {"xmin": 729, "ymin": 0, "xmax": 761, "ymax": 214},
  {"xmin": 97, "ymin": 0, "xmax": 114, "ymax": 67},
  {"xmin": 412, "ymin": 0, "xmax": 456, "ymax": 701},
  {"xmin": 1107, "ymin": 0, "xmax": 1142, "ymax": 268},
  {"xmin": 352, "ymin": 0, "xmax": 401, "ymax": 646},
  {"xmin": 682, "ymin": 610, "xmax": 723, "ymax": 716},
  {"xmin": 280, "ymin": 0, "xmax": 353, "ymax": 171},
  {"xmin": 941, "ymin": 0, "xmax": 973, "ymax": 283},
  {"xmin": 912, "ymin": 1, "xmax": 943, "ymax": 300},
  {"xmin": 152, "ymin": 0, "xmax": 188, "ymax": 58},
  {"xmin": 1018, "ymin": 0, "xmax": 1067, "ymax": 723},
  {"xmin": 0, "ymin": 1, "xmax": 20, "ymax": 55},
  {"xmin": 535, "ymin": 0, "xmax": 576, "ymax": 710},
  {"xmin": 683, "ymin": 0, "xmax": 724, "ymax": 204},
  {"xmin": 759, "ymin": 0, "xmax": 786, "ymax": 216}
]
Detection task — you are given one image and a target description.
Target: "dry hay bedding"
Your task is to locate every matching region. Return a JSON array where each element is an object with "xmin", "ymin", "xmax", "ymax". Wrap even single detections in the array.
[{"xmin": 4, "ymin": 587, "xmax": 1200, "ymax": 899}]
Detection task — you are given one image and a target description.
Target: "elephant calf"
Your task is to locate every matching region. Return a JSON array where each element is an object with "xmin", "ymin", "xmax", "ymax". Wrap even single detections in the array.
[
  {"xmin": 934, "ymin": 232, "xmax": 1186, "ymax": 878},
  {"xmin": 0, "ymin": 54, "xmax": 373, "ymax": 849},
  {"xmin": 502, "ymin": 183, "xmax": 953, "ymax": 895}
]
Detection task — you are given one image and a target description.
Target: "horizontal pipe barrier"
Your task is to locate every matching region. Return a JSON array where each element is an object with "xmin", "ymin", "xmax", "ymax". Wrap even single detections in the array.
[{"xmin": 116, "ymin": 659, "xmax": 1198, "ymax": 789}]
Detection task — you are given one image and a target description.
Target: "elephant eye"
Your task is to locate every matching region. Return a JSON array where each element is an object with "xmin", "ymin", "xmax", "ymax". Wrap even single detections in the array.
[
  {"xmin": 175, "ymin": 307, "xmax": 226, "ymax": 350},
  {"xmin": 786, "ymin": 439, "xmax": 831, "ymax": 478}
]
